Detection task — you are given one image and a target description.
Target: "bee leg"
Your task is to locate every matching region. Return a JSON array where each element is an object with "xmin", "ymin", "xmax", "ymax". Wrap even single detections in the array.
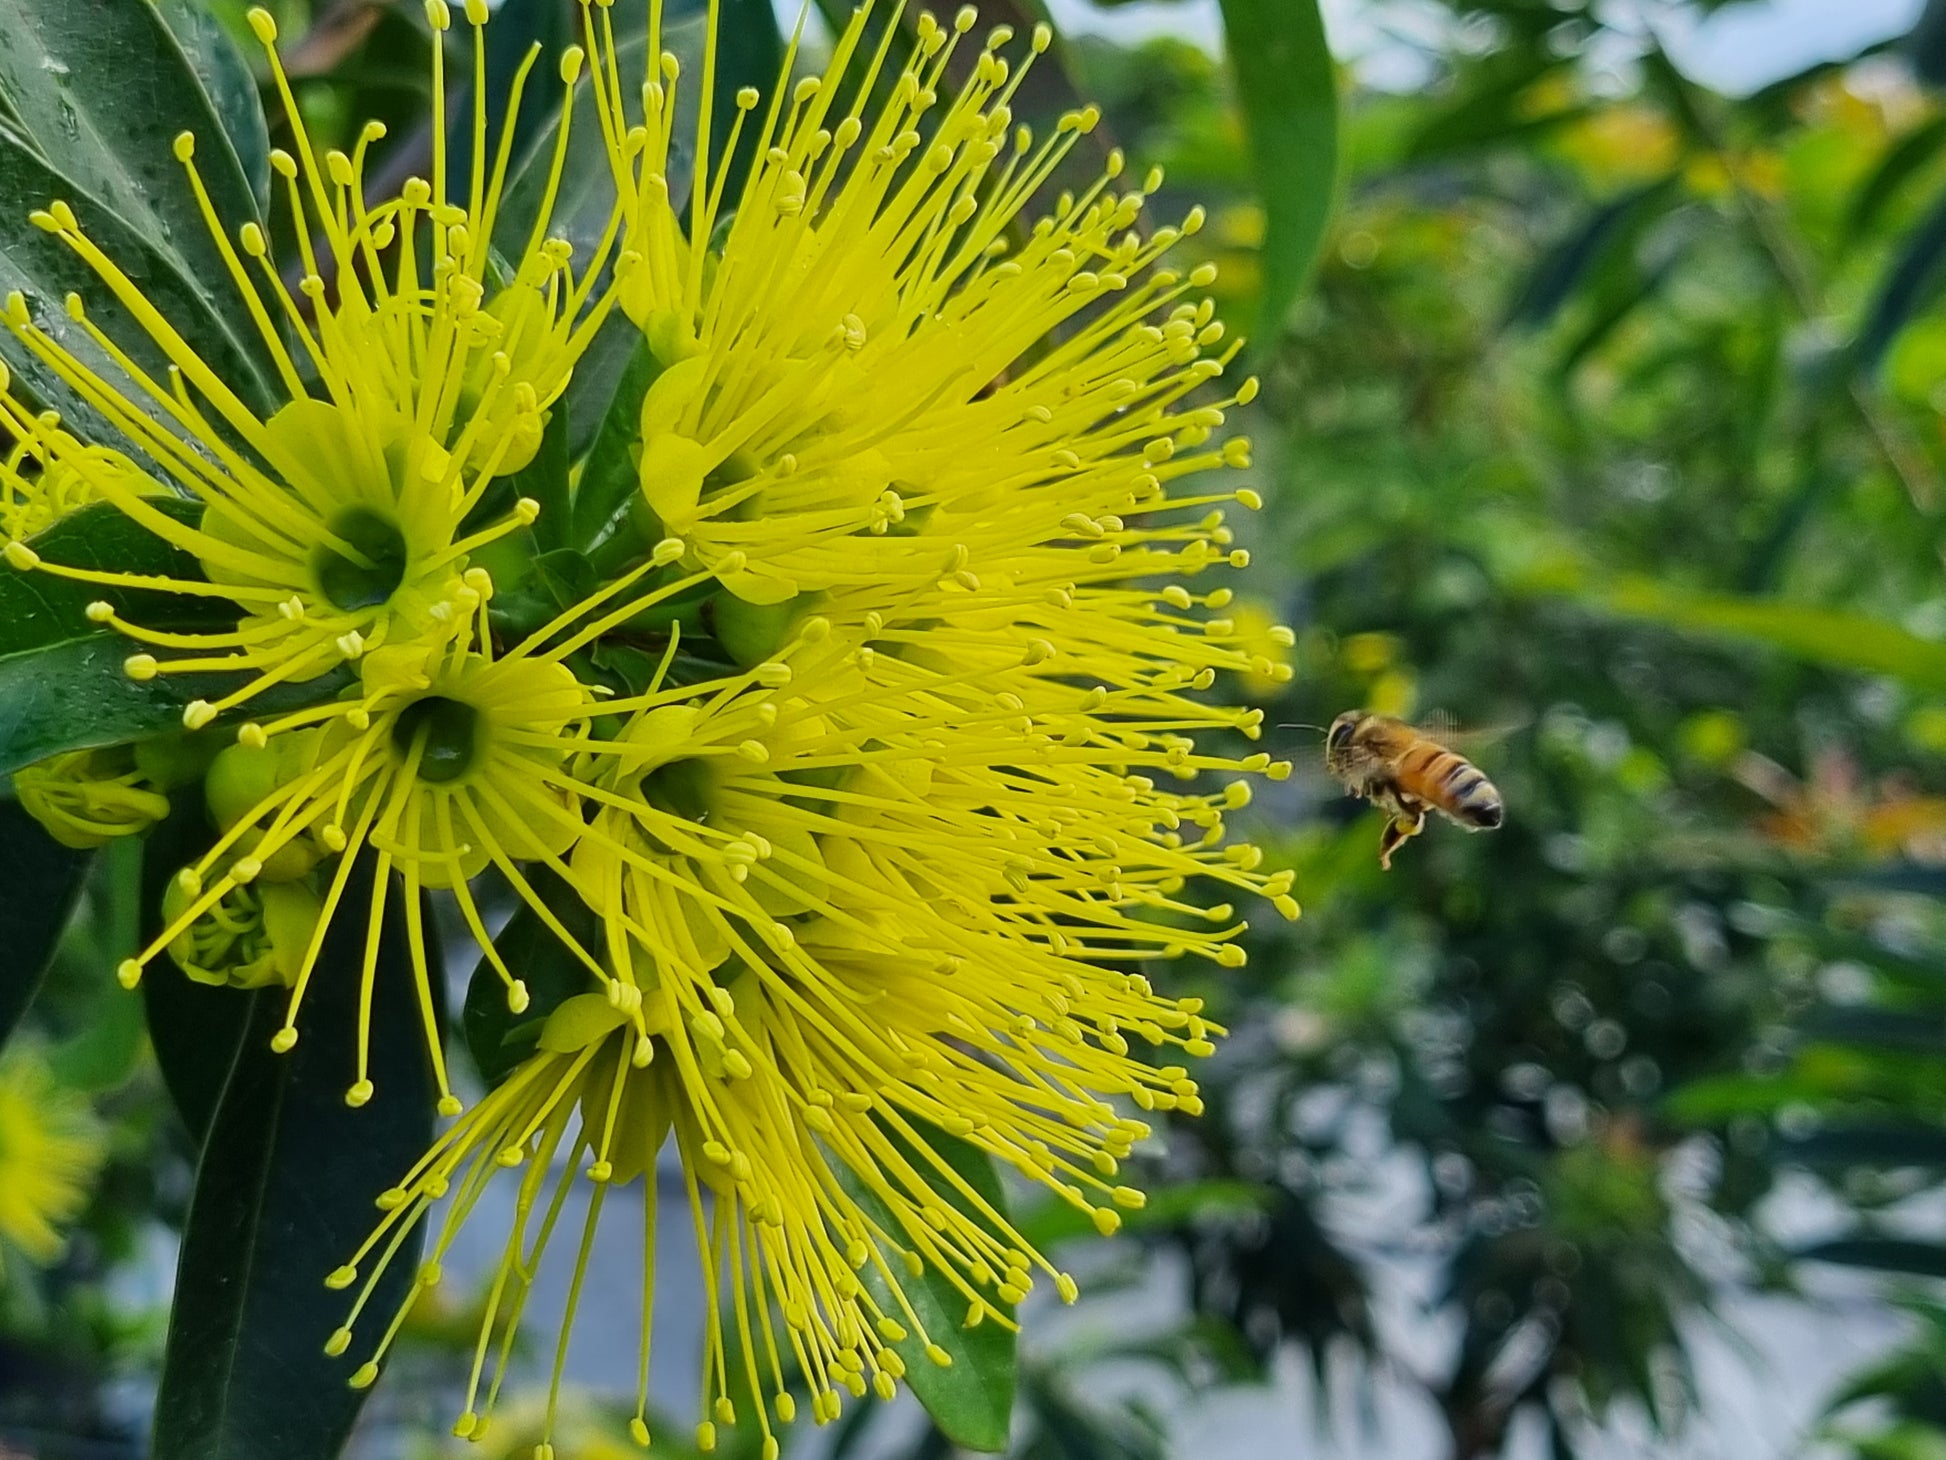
[{"xmin": 1377, "ymin": 812, "xmax": 1425, "ymax": 871}]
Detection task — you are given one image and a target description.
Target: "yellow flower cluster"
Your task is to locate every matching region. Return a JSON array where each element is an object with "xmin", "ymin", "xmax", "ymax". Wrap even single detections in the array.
[{"xmin": 0, "ymin": 0, "xmax": 1298, "ymax": 1452}]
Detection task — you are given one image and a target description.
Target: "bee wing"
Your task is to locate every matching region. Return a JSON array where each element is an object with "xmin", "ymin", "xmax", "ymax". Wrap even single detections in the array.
[{"xmin": 1415, "ymin": 711, "xmax": 1528, "ymax": 754}]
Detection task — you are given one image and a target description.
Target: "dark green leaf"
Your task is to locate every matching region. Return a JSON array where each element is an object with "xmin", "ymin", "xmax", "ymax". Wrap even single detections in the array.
[
  {"xmin": 1797, "ymin": 1236, "xmax": 1946, "ymax": 1279},
  {"xmin": 140, "ymin": 802, "xmax": 250, "ymax": 1143},
  {"xmin": 1506, "ymin": 179, "xmax": 1680, "ymax": 331},
  {"xmin": 843, "ymin": 1120, "xmax": 1017, "ymax": 1453},
  {"xmin": 152, "ymin": 856, "xmax": 435, "ymax": 1460},
  {"xmin": 515, "ymin": 396, "xmax": 574, "ymax": 554},
  {"xmin": 0, "ymin": 501, "xmax": 349, "ymax": 775},
  {"xmin": 0, "ymin": 797, "xmax": 91, "ymax": 1053},
  {"xmin": 1217, "ymin": 0, "xmax": 1338, "ymax": 342},
  {"xmin": 153, "ymin": 0, "xmax": 272, "ymax": 209},
  {"xmin": 572, "ymin": 334, "xmax": 663, "ymax": 553},
  {"xmin": 462, "ymin": 876, "xmax": 597, "ymax": 1087},
  {"xmin": 0, "ymin": 0, "xmax": 277, "ymax": 400},
  {"xmin": 0, "ymin": 127, "xmax": 275, "ymax": 436}
]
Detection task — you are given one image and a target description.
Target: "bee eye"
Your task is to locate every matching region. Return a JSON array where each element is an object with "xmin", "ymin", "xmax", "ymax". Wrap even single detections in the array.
[{"xmin": 1328, "ymin": 720, "xmax": 1355, "ymax": 750}]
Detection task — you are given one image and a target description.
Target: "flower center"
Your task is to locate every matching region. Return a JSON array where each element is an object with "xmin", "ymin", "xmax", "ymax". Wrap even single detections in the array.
[
  {"xmin": 313, "ymin": 507, "xmax": 410, "ymax": 612},
  {"xmin": 391, "ymin": 696, "xmax": 483, "ymax": 784},
  {"xmin": 641, "ymin": 757, "xmax": 715, "ymax": 823}
]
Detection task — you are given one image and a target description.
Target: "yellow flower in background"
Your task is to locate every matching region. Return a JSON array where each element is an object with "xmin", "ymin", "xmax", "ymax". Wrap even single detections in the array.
[
  {"xmin": 0, "ymin": 0, "xmax": 619, "ymax": 731},
  {"xmin": 0, "ymin": 1047, "xmax": 103, "ymax": 1276}
]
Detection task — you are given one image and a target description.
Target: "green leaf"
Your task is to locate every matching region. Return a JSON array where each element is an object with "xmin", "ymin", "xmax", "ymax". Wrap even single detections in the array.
[
  {"xmin": 1844, "ymin": 114, "xmax": 1946, "ymax": 245},
  {"xmin": 462, "ymin": 876, "xmax": 598, "ymax": 1087},
  {"xmin": 1547, "ymin": 567, "xmax": 1946, "ymax": 694},
  {"xmin": 1015, "ymin": 1177, "xmax": 1267, "ymax": 1250},
  {"xmin": 842, "ymin": 1120, "xmax": 1017, "ymax": 1452},
  {"xmin": 572, "ymin": 335, "xmax": 664, "ymax": 554},
  {"xmin": 152, "ymin": 856, "xmax": 435, "ymax": 1460},
  {"xmin": 0, "ymin": 797, "xmax": 92, "ymax": 1053},
  {"xmin": 1218, "ymin": 0, "xmax": 1338, "ymax": 344},
  {"xmin": 0, "ymin": 127, "xmax": 274, "ymax": 438},
  {"xmin": 152, "ymin": 0, "xmax": 272, "ymax": 209},
  {"xmin": 0, "ymin": 502, "xmax": 348, "ymax": 775},
  {"xmin": 1505, "ymin": 179, "xmax": 1681, "ymax": 332},
  {"xmin": 516, "ymin": 396, "xmax": 574, "ymax": 555},
  {"xmin": 0, "ymin": 0, "xmax": 278, "ymax": 402},
  {"xmin": 1855, "ymin": 181, "xmax": 1946, "ymax": 377}
]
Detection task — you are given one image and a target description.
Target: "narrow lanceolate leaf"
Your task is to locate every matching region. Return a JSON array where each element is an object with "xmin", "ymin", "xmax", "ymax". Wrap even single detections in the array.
[
  {"xmin": 843, "ymin": 1121, "xmax": 1018, "ymax": 1453},
  {"xmin": 0, "ymin": 797, "xmax": 92, "ymax": 1053},
  {"xmin": 1218, "ymin": 0, "xmax": 1338, "ymax": 345},
  {"xmin": 571, "ymin": 334, "xmax": 664, "ymax": 552},
  {"xmin": 0, "ymin": 0, "xmax": 276, "ymax": 398},
  {"xmin": 0, "ymin": 502, "xmax": 347, "ymax": 775},
  {"xmin": 1855, "ymin": 180, "xmax": 1946, "ymax": 377},
  {"xmin": 1796, "ymin": 1235, "xmax": 1946, "ymax": 1279},
  {"xmin": 152, "ymin": 857, "xmax": 435, "ymax": 1460}
]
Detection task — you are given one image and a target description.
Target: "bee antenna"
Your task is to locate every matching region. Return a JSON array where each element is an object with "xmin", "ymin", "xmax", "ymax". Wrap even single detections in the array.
[{"xmin": 1277, "ymin": 722, "xmax": 1326, "ymax": 734}]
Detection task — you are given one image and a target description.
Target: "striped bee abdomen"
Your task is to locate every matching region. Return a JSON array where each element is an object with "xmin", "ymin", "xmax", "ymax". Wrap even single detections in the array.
[{"xmin": 1401, "ymin": 743, "xmax": 1504, "ymax": 830}]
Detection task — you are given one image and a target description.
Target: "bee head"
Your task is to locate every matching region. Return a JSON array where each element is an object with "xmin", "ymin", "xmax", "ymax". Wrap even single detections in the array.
[{"xmin": 1326, "ymin": 712, "xmax": 1361, "ymax": 755}]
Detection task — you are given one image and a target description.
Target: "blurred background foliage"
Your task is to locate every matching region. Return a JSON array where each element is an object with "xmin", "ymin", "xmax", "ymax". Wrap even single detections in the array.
[{"xmin": 12, "ymin": 0, "xmax": 1946, "ymax": 1457}]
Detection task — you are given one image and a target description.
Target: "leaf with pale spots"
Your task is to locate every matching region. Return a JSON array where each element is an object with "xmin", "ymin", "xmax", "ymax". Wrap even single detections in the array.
[
  {"xmin": 0, "ymin": 502, "xmax": 347, "ymax": 776},
  {"xmin": 838, "ymin": 1119, "xmax": 1020, "ymax": 1453},
  {"xmin": 152, "ymin": 855, "xmax": 435, "ymax": 1460}
]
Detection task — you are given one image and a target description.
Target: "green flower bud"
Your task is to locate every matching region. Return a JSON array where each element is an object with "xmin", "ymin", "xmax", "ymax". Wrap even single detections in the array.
[
  {"xmin": 203, "ymin": 732, "xmax": 324, "ymax": 881},
  {"xmin": 162, "ymin": 873, "xmax": 322, "ymax": 990},
  {"xmin": 13, "ymin": 747, "xmax": 170, "ymax": 849}
]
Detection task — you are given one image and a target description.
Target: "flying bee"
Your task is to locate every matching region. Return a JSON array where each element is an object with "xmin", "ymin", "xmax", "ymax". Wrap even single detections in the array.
[{"xmin": 1323, "ymin": 711, "xmax": 1504, "ymax": 870}]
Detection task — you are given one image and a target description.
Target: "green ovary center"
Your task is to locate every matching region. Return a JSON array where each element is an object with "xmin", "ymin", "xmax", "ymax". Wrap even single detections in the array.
[
  {"xmin": 312, "ymin": 507, "xmax": 410, "ymax": 613},
  {"xmin": 641, "ymin": 757, "xmax": 716, "ymax": 824},
  {"xmin": 391, "ymin": 697, "xmax": 484, "ymax": 784}
]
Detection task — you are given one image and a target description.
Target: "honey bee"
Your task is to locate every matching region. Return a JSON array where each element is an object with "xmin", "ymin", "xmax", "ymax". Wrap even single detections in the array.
[{"xmin": 1324, "ymin": 711, "xmax": 1504, "ymax": 870}]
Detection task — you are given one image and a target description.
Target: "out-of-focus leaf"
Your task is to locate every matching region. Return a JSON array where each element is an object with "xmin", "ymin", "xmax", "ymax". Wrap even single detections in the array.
[
  {"xmin": 1550, "ymin": 570, "xmax": 1946, "ymax": 694},
  {"xmin": 1218, "ymin": 0, "xmax": 1337, "ymax": 342},
  {"xmin": 152, "ymin": 856, "xmax": 434, "ymax": 1460},
  {"xmin": 1507, "ymin": 179, "xmax": 1679, "ymax": 331},
  {"xmin": 0, "ymin": 798, "xmax": 91, "ymax": 1054},
  {"xmin": 1779, "ymin": 1124, "xmax": 1946, "ymax": 1171},
  {"xmin": 1846, "ymin": 115, "xmax": 1946, "ymax": 244},
  {"xmin": 1910, "ymin": 0, "xmax": 1946, "ymax": 88},
  {"xmin": 1797, "ymin": 1236, "xmax": 1946, "ymax": 1279},
  {"xmin": 1855, "ymin": 182, "xmax": 1946, "ymax": 377}
]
